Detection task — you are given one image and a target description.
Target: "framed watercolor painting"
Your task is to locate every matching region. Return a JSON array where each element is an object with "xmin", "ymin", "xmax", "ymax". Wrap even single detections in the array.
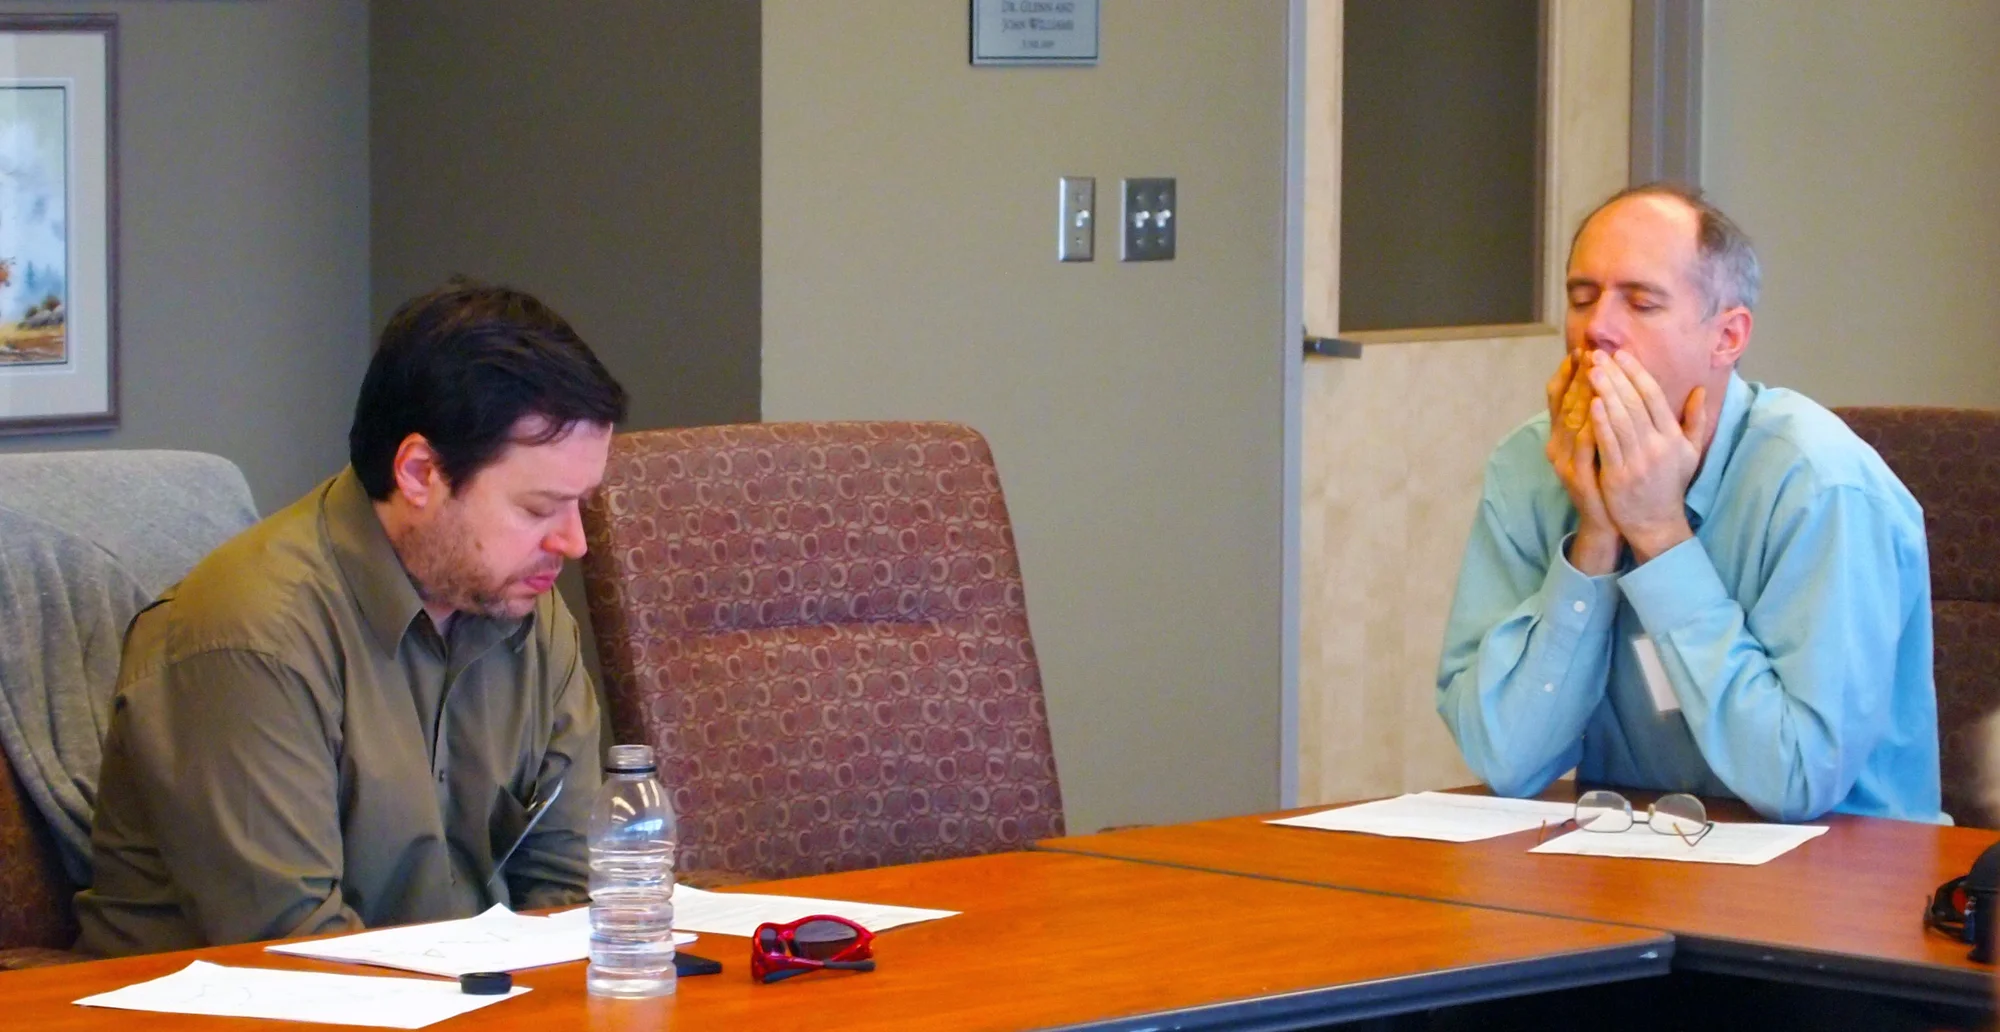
[{"xmin": 0, "ymin": 15, "xmax": 116, "ymax": 435}]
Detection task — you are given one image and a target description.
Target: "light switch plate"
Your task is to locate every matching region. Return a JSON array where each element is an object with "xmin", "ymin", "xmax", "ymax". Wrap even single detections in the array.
[
  {"xmin": 1121, "ymin": 177, "xmax": 1175, "ymax": 261},
  {"xmin": 1058, "ymin": 176, "xmax": 1095, "ymax": 262}
]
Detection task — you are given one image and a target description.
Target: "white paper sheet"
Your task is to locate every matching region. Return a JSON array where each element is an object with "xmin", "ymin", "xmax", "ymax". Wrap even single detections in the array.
[
  {"xmin": 1530, "ymin": 821, "xmax": 1828, "ymax": 865},
  {"xmin": 1266, "ymin": 791, "xmax": 1577, "ymax": 842},
  {"xmin": 74, "ymin": 960, "xmax": 527, "ymax": 1030},
  {"xmin": 268, "ymin": 904, "xmax": 695, "ymax": 977},
  {"xmin": 670, "ymin": 884, "xmax": 958, "ymax": 938},
  {"xmin": 527, "ymin": 902, "xmax": 702, "ymax": 943}
]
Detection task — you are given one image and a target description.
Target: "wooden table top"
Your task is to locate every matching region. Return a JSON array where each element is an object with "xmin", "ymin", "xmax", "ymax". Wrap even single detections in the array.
[
  {"xmin": 4, "ymin": 850, "xmax": 1669, "ymax": 1032},
  {"xmin": 1037, "ymin": 789, "xmax": 2000, "ymax": 1009}
]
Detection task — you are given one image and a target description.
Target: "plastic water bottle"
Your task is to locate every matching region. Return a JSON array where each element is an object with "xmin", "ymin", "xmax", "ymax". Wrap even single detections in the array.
[{"xmin": 586, "ymin": 744, "xmax": 677, "ymax": 998}]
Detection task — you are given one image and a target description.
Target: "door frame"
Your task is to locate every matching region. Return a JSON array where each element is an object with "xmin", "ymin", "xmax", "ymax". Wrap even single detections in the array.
[{"xmin": 1279, "ymin": 0, "xmax": 1307, "ymax": 807}]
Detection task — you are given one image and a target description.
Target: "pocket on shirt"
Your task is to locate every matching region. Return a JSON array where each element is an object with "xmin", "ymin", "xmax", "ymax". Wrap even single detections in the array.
[{"xmin": 488, "ymin": 788, "xmax": 529, "ymax": 865}]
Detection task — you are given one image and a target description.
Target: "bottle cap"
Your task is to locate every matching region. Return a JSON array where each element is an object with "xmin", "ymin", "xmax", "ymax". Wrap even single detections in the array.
[
  {"xmin": 605, "ymin": 743, "xmax": 658, "ymax": 775},
  {"xmin": 459, "ymin": 971, "xmax": 513, "ymax": 995}
]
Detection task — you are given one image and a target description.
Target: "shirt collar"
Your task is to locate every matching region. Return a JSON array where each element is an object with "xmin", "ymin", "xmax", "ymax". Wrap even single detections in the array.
[
  {"xmin": 321, "ymin": 467, "xmax": 529, "ymax": 655},
  {"xmin": 1684, "ymin": 371, "xmax": 1753, "ymax": 525}
]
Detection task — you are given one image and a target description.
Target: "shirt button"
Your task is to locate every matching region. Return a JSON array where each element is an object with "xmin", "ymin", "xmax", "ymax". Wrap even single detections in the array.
[
  {"xmin": 436, "ymin": 771, "xmax": 446, "ymax": 783},
  {"xmin": 1572, "ymin": 600, "xmax": 1587, "ymax": 613},
  {"xmin": 1542, "ymin": 683, "xmax": 1555, "ymax": 693}
]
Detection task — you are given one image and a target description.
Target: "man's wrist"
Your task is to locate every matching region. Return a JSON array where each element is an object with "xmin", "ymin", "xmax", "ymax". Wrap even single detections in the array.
[
  {"xmin": 1567, "ymin": 526, "xmax": 1622, "ymax": 576},
  {"xmin": 1625, "ymin": 520, "xmax": 1694, "ymax": 565}
]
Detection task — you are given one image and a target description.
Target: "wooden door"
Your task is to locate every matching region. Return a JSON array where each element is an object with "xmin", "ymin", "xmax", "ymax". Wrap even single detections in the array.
[{"xmin": 1296, "ymin": 0, "xmax": 1633, "ymax": 805}]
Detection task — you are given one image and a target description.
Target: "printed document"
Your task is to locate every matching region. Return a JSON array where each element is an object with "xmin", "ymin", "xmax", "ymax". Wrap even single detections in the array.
[
  {"xmin": 670, "ymin": 884, "xmax": 958, "ymax": 937},
  {"xmin": 1267, "ymin": 791, "xmax": 1576, "ymax": 842},
  {"xmin": 269, "ymin": 903, "xmax": 694, "ymax": 977},
  {"xmin": 1530, "ymin": 821, "xmax": 1828, "ymax": 865},
  {"xmin": 75, "ymin": 960, "xmax": 525, "ymax": 1029}
]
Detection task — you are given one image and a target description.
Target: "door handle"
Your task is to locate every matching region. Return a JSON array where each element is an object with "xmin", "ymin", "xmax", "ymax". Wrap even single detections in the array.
[{"xmin": 1303, "ymin": 335, "xmax": 1362, "ymax": 359}]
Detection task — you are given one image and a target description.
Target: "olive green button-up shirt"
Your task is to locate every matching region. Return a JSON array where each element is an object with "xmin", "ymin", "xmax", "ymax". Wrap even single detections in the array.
[{"xmin": 75, "ymin": 468, "xmax": 601, "ymax": 957}]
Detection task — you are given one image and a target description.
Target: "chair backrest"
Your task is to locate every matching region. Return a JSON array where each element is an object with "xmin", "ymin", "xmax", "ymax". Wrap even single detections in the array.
[
  {"xmin": 580, "ymin": 422, "xmax": 1065, "ymax": 879},
  {"xmin": 0, "ymin": 448, "xmax": 258, "ymax": 948},
  {"xmin": 0, "ymin": 450, "xmax": 259, "ymax": 597},
  {"xmin": 1835, "ymin": 407, "xmax": 2000, "ymax": 826}
]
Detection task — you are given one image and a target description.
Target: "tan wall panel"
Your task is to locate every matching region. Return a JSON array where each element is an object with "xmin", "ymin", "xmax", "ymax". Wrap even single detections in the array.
[
  {"xmin": 1300, "ymin": 337, "xmax": 1561, "ymax": 803},
  {"xmin": 1302, "ymin": 0, "xmax": 1341, "ymax": 337}
]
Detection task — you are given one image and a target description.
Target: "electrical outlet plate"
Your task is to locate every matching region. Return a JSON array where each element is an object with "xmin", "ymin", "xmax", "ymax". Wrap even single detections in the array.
[
  {"xmin": 1121, "ymin": 177, "xmax": 1175, "ymax": 261},
  {"xmin": 1058, "ymin": 176, "xmax": 1095, "ymax": 262}
]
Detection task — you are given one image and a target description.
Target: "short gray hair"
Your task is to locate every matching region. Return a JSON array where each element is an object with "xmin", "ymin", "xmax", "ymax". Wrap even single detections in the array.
[{"xmin": 1572, "ymin": 182, "xmax": 1762, "ymax": 317}]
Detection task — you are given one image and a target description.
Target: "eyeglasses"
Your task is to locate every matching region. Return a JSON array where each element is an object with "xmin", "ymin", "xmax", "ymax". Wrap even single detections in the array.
[
  {"xmin": 751, "ymin": 915, "xmax": 877, "ymax": 984},
  {"xmin": 1926, "ymin": 874, "xmax": 2000, "ymax": 962},
  {"xmin": 1539, "ymin": 789, "xmax": 1714, "ymax": 847}
]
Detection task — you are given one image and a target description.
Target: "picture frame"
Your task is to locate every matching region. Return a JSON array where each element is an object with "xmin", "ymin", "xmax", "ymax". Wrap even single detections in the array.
[{"xmin": 0, "ymin": 14, "xmax": 117, "ymax": 435}]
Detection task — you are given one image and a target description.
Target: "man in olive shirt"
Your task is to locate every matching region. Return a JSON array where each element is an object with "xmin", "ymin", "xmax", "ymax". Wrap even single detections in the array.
[{"xmin": 75, "ymin": 282, "xmax": 629, "ymax": 956}]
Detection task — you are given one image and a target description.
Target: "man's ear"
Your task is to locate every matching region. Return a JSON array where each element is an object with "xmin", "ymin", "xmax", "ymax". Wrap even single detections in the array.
[
  {"xmin": 390, "ymin": 434, "xmax": 446, "ymax": 509},
  {"xmin": 1711, "ymin": 306, "xmax": 1753, "ymax": 369}
]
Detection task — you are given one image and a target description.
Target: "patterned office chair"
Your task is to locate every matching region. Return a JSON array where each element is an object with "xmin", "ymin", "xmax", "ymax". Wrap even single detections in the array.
[
  {"xmin": 580, "ymin": 422, "xmax": 1066, "ymax": 880},
  {"xmin": 1835, "ymin": 407, "xmax": 2000, "ymax": 827},
  {"xmin": 0, "ymin": 744, "xmax": 78, "ymax": 969},
  {"xmin": 0, "ymin": 450, "xmax": 258, "ymax": 966}
]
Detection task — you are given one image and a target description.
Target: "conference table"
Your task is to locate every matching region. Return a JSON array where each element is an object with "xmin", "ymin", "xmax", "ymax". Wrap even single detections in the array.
[
  {"xmin": 1036, "ymin": 785, "xmax": 2000, "ymax": 1012},
  {"xmin": 6, "ymin": 848, "xmax": 1670, "ymax": 1032},
  {"xmin": 12, "ymin": 784, "xmax": 1989, "ymax": 1029}
]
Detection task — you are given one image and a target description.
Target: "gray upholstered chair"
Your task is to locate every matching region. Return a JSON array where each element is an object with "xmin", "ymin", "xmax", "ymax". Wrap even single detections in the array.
[{"xmin": 0, "ymin": 450, "xmax": 257, "ymax": 967}]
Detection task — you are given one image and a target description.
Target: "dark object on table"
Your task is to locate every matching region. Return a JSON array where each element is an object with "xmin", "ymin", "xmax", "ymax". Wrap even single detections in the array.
[
  {"xmin": 675, "ymin": 952, "xmax": 723, "ymax": 977},
  {"xmin": 459, "ymin": 971, "xmax": 513, "ymax": 995}
]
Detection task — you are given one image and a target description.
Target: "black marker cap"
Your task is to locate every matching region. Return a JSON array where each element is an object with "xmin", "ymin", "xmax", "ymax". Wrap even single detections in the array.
[{"xmin": 459, "ymin": 971, "xmax": 513, "ymax": 995}]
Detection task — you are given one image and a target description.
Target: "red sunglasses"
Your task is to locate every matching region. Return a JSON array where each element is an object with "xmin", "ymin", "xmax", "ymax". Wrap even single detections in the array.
[{"xmin": 751, "ymin": 915, "xmax": 876, "ymax": 984}]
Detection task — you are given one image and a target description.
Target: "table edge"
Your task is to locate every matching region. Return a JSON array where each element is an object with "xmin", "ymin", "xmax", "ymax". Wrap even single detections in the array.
[
  {"xmin": 1674, "ymin": 933, "xmax": 1994, "ymax": 1012},
  {"xmin": 1042, "ymin": 937, "xmax": 1673, "ymax": 1032},
  {"xmin": 1031, "ymin": 840, "xmax": 1996, "ymax": 1011}
]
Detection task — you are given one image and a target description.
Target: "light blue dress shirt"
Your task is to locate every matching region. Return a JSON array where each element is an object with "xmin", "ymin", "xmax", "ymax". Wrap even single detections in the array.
[{"xmin": 1436, "ymin": 373, "xmax": 1941, "ymax": 823}]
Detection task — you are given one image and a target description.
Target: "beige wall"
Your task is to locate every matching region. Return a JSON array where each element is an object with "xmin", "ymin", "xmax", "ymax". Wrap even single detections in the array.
[
  {"xmin": 1704, "ymin": 0, "xmax": 2000, "ymax": 408},
  {"xmin": 761, "ymin": 1, "xmax": 1292, "ymax": 831},
  {"xmin": 0, "ymin": 0, "xmax": 370, "ymax": 509}
]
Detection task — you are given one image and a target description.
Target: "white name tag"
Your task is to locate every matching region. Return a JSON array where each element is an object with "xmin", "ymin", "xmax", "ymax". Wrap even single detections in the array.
[{"xmin": 1631, "ymin": 634, "xmax": 1679, "ymax": 714}]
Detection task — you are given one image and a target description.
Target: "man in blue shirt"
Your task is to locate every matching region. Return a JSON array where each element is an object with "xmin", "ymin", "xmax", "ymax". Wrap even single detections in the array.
[{"xmin": 1436, "ymin": 183, "xmax": 1940, "ymax": 823}]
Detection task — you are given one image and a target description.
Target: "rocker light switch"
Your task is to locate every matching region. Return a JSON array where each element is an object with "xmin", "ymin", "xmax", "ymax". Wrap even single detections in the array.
[{"xmin": 1058, "ymin": 176, "xmax": 1095, "ymax": 262}]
